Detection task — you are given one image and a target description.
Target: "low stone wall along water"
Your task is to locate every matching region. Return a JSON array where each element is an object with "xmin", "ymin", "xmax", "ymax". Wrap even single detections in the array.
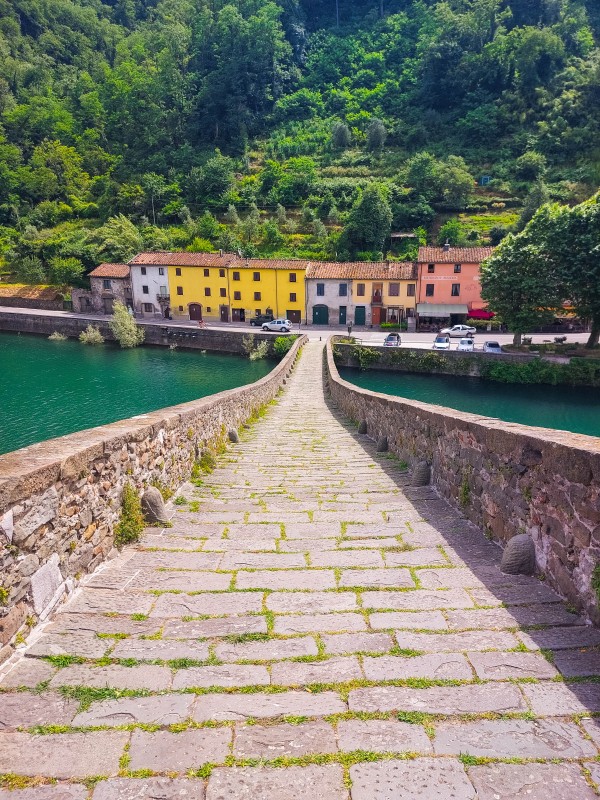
[
  {"xmin": 326, "ymin": 339, "xmax": 600, "ymax": 624},
  {"xmin": 0, "ymin": 336, "xmax": 306, "ymax": 662}
]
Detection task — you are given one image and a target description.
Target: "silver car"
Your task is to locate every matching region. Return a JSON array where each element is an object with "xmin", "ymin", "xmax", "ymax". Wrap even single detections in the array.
[
  {"xmin": 262, "ymin": 318, "xmax": 292, "ymax": 333},
  {"xmin": 441, "ymin": 324, "xmax": 477, "ymax": 338}
]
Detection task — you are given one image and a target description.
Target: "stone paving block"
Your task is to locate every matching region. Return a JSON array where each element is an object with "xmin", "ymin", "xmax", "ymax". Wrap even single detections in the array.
[
  {"xmin": 192, "ymin": 690, "xmax": 346, "ymax": 721},
  {"xmin": 0, "ymin": 658, "xmax": 56, "ymax": 688},
  {"xmin": 369, "ymin": 611, "xmax": 448, "ymax": 631},
  {"xmin": 172, "ymin": 664, "xmax": 270, "ymax": 689},
  {"xmin": 219, "ymin": 553, "xmax": 305, "ymax": 570},
  {"xmin": 151, "ymin": 592, "xmax": 263, "ymax": 618},
  {"xmin": 273, "ymin": 612, "xmax": 367, "ymax": 634},
  {"xmin": 338, "ymin": 537, "xmax": 401, "ymax": 549},
  {"xmin": 206, "ymin": 765, "xmax": 347, "ymax": 800},
  {"xmin": 73, "ymin": 694, "xmax": 195, "ymax": 727},
  {"xmin": 128, "ymin": 570, "xmax": 231, "ymax": 592},
  {"xmin": 162, "ymin": 616, "xmax": 267, "ymax": 639},
  {"xmin": 342, "ymin": 524, "xmax": 398, "ymax": 539},
  {"xmin": 349, "ymin": 758, "xmax": 475, "ymax": 800},
  {"xmin": 278, "ymin": 540, "xmax": 339, "ymax": 552},
  {"xmin": 433, "ymin": 719, "xmax": 596, "ymax": 758},
  {"xmin": 417, "ymin": 567, "xmax": 491, "ymax": 589},
  {"xmin": 468, "ymin": 651, "xmax": 558, "ymax": 680},
  {"xmin": 129, "ymin": 728, "xmax": 231, "ymax": 772},
  {"xmin": 201, "ymin": 538, "xmax": 277, "ymax": 551},
  {"xmin": 470, "ymin": 584, "xmax": 562, "ymax": 606},
  {"xmin": 0, "ymin": 691, "xmax": 78, "ymax": 730},
  {"xmin": 61, "ymin": 589, "xmax": 154, "ymax": 616},
  {"xmin": 139, "ymin": 534, "xmax": 204, "ymax": 551},
  {"xmin": 0, "ymin": 787, "xmax": 88, "ymax": 799},
  {"xmin": 401, "ymin": 529, "xmax": 448, "ymax": 547},
  {"xmin": 580, "ymin": 717, "xmax": 600, "ymax": 748},
  {"xmin": 445, "ymin": 605, "xmax": 585, "ymax": 630},
  {"xmin": 127, "ymin": 552, "xmax": 222, "ymax": 570},
  {"xmin": 222, "ymin": 523, "xmax": 283, "ymax": 539},
  {"xmin": 215, "ymin": 636, "xmax": 318, "ymax": 662},
  {"xmin": 349, "ymin": 683, "xmax": 526, "ymax": 714},
  {"xmin": 363, "ymin": 653, "xmax": 473, "ymax": 681},
  {"xmin": 49, "ymin": 664, "xmax": 172, "ymax": 690},
  {"xmin": 321, "ymin": 632, "xmax": 393, "ymax": 655},
  {"xmin": 271, "ymin": 656, "xmax": 362, "ymax": 685},
  {"xmin": 362, "ymin": 589, "xmax": 474, "ymax": 611},
  {"xmin": 468, "ymin": 763, "xmax": 598, "ymax": 800},
  {"xmin": 517, "ymin": 625, "xmax": 600, "ymax": 650},
  {"xmin": 522, "ymin": 681, "xmax": 600, "ymax": 714},
  {"xmin": 246, "ymin": 513, "xmax": 308, "ymax": 524},
  {"xmin": 308, "ymin": 551, "xmax": 384, "ymax": 568},
  {"xmin": 25, "ymin": 632, "xmax": 109, "ymax": 659},
  {"xmin": 552, "ymin": 649, "xmax": 600, "ymax": 677},
  {"xmin": 337, "ymin": 719, "xmax": 432, "ymax": 754},
  {"xmin": 266, "ymin": 591, "xmax": 357, "ymax": 613},
  {"xmin": 384, "ymin": 548, "xmax": 448, "ymax": 567},
  {"xmin": 111, "ymin": 639, "xmax": 211, "ymax": 662},
  {"xmin": 284, "ymin": 523, "xmax": 340, "ymax": 539},
  {"xmin": 395, "ymin": 630, "xmax": 519, "ymax": 653},
  {"xmin": 47, "ymin": 612, "xmax": 163, "ymax": 637},
  {"xmin": 338, "ymin": 569, "xmax": 414, "ymax": 588},
  {"xmin": 585, "ymin": 761, "xmax": 600, "ymax": 787},
  {"xmin": 0, "ymin": 731, "xmax": 129, "ymax": 777},
  {"xmin": 92, "ymin": 778, "xmax": 203, "ymax": 799},
  {"xmin": 235, "ymin": 569, "xmax": 336, "ymax": 590},
  {"xmin": 233, "ymin": 721, "xmax": 337, "ymax": 758}
]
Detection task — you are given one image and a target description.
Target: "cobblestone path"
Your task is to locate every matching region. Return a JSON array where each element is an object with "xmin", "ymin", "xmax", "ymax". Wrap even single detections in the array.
[{"xmin": 2, "ymin": 341, "xmax": 600, "ymax": 798}]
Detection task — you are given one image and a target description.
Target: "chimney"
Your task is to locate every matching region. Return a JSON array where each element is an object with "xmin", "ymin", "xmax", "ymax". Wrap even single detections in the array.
[
  {"xmin": 219, "ymin": 249, "xmax": 223, "ymax": 257},
  {"xmin": 443, "ymin": 240, "xmax": 450, "ymax": 253}
]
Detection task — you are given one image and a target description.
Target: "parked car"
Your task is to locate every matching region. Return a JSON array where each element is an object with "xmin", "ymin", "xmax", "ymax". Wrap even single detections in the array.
[
  {"xmin": 250, "ymin": 314, "xmax": 274, "ymax": 327},
  {"xmin": 262, "ymin": 318, "xmax": 293, "ymax": 333},
  {"xmin": 441, "ymin": 324, "xmax": 477, "ymax": 338},
  {"xmin": 432, "ymin": 335, "xmax": 451, "ymax": 350},
  {"xmin": 383, "ymin": 333, "xmax": 401, "ymax": 347},
  {"xmin": 457, "ymin": 338, "xmax": 475, "ymax": 352},
  {"xmin": 483, "ymin": 341, "xmax": 503, "ymax": 354}
]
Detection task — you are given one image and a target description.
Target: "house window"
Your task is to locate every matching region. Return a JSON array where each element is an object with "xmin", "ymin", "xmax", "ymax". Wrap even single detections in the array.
[
  {"xmin": 389, "ymin": 283, "xmax": 400, "ymax": 296},
  {"xmin": 177, "ymin": 286, "xmax": 183, "ymax": 295},
  {"xmin": 289, "ymin": 273, "xmax": 297, "ymax": 283},
  {"xmin": 426, "ymin": 284, "xmax": 434, "ymax": 297},
  {"xmin": 428, "ymin": 264, "xmax": 435, "ymax": 274},
  {"xmin": 205, "ymin": 287, "xmax": 211, "ymax": 296},
  {"xmin": 203, "ymin": 268, "xmax": 210, "ymax": 277},
  {"xmin": 454, "ymin": 264, "xmax": 462, "ymax": 273},
  {"xmin": 316, "ymin": 283, "xmax": 325, "ymax": 296},
  {"xmin": 141, "ymin": 267, "xmax": 147, "ymax": 275},
  {"xmin": 254, "ymin": 291, "xmax": 261, "ymax": 301},
  {"xmin": 253, "ymin": 272, "xmax": 260, "ymax": 281},
  {"xmin": 158, "ymin": 267, "xmax": 164, "ymax": 275},
  {"xmin": 178, "ymin": 305, "xmax": 183, "ymax": 311},
  {"xmin": 255, "ymin": 309, "xmax": 261, "ymax": 315},
  {"xmin": 159, "ymin": 285, "xmax": 168, "ymax": 296},
  {"xmin": 451, "ymin": 283, "xmax": 460, "ymax": 296},
  {"xmin": 356, "ymin": 283, "xmax": 365, "ymax": 297},
  {"xmin": 206, "ymin": 306, "xmax": 211, "ymax": 312},
  {"xmin": 290, "ymin": 292, "xmax": 297, "ymax": 302},
  {"xmin": 103, "ymin": 279, "xmax": 111, "ymax": 289},
  {"xmin": 234, "ymin": 291, "xmax": 241, "ymax": 301},
  {"xmin": 233, "ymin": 271, "xmax": 240, "ymax": 281},
  {"xmin": 175, "ymin": 268, "xmax": 181, "ymax": 276},
  {"xmin": 219, "ymin": 268, "xmax": 225, "ymax": 277},
  {"xmin": 143, "ymin": 303, "xmax": 153, "ymax": 312},
  {"xmin": 407, "ymin": 284, "xmax": 416, "ymax": 297},
  {"xmin": 220, "ymin": 288, "xmax": 226, "ymax": 297},
  {"xmin": 142, "ymin": 285, "xmax": 149, "ymax": 294},
  {"xmin": 339, "ymin": 283, "xmax": 347, "ymax": 297}
]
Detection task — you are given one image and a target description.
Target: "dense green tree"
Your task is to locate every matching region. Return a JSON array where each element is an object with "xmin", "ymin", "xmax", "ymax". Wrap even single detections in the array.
[
  {"xmin": 94, "ymin": 215, "xmax": 143, "ymax": 262},
  {"xmin": 342, "ymin": 183, "xmax": 392, "ymax": 256}
]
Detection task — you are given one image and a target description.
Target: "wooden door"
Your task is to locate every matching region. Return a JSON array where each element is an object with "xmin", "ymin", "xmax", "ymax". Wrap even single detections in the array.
[
  {"xmin": 220, "ymin": 305, "xmax": 229, "ymax": 322},
  {"xmin": 372, "ymin": 306, "xmax": 382, "ymax": 326},
  {"xmin": 189, "ymin": 303, "xmax": 202, "ymax": 321},
  {"xmin": 355, "ymin": 306, "xmax": 366, "ymax": 325}
]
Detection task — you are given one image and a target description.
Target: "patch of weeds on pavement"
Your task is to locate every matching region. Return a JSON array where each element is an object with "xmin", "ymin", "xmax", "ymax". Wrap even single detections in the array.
[
  {"xmin": 59, "ymin": 685, "xmax": 148, "ymax": 711},
  {"xmin": 43, "ymin": 655, "xmax": 86, "ymax": 668},
  {"xmin": 131, "ymin": 613, "xmax": 148, "ymax": 621},
  {"xmin": 0, "ymin": 775, "xmax": 52, "ymax": 791}
]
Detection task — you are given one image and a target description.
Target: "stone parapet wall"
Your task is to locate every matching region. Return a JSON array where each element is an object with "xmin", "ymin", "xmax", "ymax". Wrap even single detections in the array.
[
  {"xmin": 0, "ymin": 311, "xmax": 277, "ymax": 355},
  {"xmin": 0, "ymin": 336, "xmax": 306, "ymax": 661},
  {"xmin": 0, "ymin": 297, "xmax": 64, "ymax": 311},
  {"xmin": 326, "ymin": 339, "xmax": 600, "ymax": 624}
]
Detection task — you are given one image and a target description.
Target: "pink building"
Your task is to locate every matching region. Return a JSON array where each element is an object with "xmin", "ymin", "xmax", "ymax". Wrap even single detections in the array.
[{"xmin": 416, "ymin": 245, "xmax": 494, "ymax": 327}]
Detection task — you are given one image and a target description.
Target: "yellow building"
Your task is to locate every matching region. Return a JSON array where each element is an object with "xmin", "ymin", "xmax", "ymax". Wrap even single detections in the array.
[{"xmin": 128, "ymin": 253, "xmax": 306, "ymax": 323}]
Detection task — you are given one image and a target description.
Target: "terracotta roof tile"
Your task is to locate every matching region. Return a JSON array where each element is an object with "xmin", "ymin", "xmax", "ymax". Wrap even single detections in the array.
[
  {"xmin": 88, "ymin": 263, "xmax": 130, "ymax": 278},
  {"xmin": 418, "ymin": 247, "xmax": 495, "ymax": 264},
  {"xmin": 306, "ymin": 262, "xmax": 417, "ymax": 280},
  {"xmin": 129, "ymin": 252, "xmax": 236, "ymax": 267}
]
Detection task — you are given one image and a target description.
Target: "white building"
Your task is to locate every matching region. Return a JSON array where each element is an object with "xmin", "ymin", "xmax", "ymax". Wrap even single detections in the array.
[{"xmin": 129, "ymin": 256, "xmax": 171, "ymax": 318}]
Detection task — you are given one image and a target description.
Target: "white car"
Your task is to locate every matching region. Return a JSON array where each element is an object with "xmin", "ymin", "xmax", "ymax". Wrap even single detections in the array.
[
  {"xmin": 432, "ymin": 335, "xmax": 451, "ymax": 350},
  {"xmin": 441, "ymin": 324, "xmax": 477, "ymax": 338},
  {"xmin": 262, "ymin": 318, "xmax": 292, "ymax": 333},
  {"xmin": 483, "ymin": 341, "xmax": 503, "ymax": 354},
  {"xmin": 457, "ymin": 338, "xmax": 475, "ymax": 352}
]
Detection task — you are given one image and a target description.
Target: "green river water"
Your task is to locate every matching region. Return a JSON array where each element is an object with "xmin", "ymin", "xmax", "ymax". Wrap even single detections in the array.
[
  {"xmin": 0, "ymin": 333, "xmax": 272, "ymax": 455},
  {"xmin": 339, "ymin": 367, "xmax": 600, "ymax": 438}
]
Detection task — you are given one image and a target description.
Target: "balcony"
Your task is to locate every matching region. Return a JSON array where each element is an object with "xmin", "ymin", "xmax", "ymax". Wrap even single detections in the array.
[
  {"xmin": 156, "ymin": 293, "xmax": 170, "ymax": 303},
  {"xmin": 371, "ymin": 294, "xmax": 383, "ymax": 305}
]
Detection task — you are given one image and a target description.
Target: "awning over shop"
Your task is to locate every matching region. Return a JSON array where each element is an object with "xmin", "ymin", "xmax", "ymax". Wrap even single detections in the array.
[
  {"xmin": 417, "ymin": 303, "xmax": 468, "ymax": 317},
  {"xmin": 468, "ymin": 308, "xmax": 495, "ymax": 319}
]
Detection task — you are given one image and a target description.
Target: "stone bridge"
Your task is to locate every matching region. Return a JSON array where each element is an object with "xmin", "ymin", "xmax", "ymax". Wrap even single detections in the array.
[{"xmin": 1, "ymin": 341, "xmax": 600, "ymax": 798}]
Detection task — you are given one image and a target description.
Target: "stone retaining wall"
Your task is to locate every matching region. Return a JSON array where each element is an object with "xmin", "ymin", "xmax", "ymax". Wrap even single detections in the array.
[
  {"xmin": 0, "ymin": 311, "xmax": 278, "ymax": 355},
  {"xmin": 0, "ymin": 336, "xmax": 306, "ymax": 662},
  {"xmin": 326, "ymin": 339, "xmax": 600, "ymax": 624}
]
